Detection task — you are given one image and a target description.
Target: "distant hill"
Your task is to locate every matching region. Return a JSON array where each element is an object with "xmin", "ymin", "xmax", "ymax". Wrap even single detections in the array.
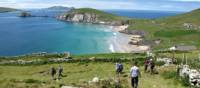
[
  {"xmin": 46, "ymin": 6, "xmax": 74, "ymax": 11},
  {"xmin": 23, "ymin": 6, "xmax": 74, "ymax": 17},
  {"xmin": 0, "ymin": 7, "xmax": 18, "ymax": 13}
]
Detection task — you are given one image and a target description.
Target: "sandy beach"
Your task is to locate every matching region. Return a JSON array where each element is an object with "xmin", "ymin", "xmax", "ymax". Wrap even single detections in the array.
[{"xmin": 108, "ymin": 25, "xmax": 150, "ymax": 53}]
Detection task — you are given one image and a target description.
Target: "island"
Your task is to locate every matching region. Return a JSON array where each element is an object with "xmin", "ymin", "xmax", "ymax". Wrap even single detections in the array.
[
  {"xmin": 0, "ymin": 7, "xmax": 18, "ymax": 13},
  {"xmin": 19, "ymin": 11, "xmax": 32, "ymax": 17}
]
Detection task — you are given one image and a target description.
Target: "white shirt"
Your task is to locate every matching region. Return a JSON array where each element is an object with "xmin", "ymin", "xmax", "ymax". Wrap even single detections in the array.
[{"xmin": 130, "ymin": 66, "xmax": 139, "ymax": 77}]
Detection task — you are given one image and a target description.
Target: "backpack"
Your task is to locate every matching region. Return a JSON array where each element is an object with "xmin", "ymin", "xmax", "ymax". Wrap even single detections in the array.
[{"xmin": 119, "ymin": 64, "xmax": 123, "ymax": 71}]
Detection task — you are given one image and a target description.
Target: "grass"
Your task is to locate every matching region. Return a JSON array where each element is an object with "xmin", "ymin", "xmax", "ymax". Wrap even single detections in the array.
[
  {"xmin": 0, "ymin": 62, "xmax": 187, "ymax": 88},
  {"xmin": 156, "ymin": 50, "xmax": 200, "ymax": 68},
  {"xmin": 124, "ymin": 8, "xmax": 200, "ymax": 49},
  {"xmin": 127, "ymin": 18, "xmax": 200, "ymax": 49},
  {"xmin": 0, "ymin": 53, "xmax": 192, "ymax": 88},
  {"xmin": 154, "ymin": 30, "xmax": 199, "ymax": 38},
  {"xmin": 157, "ymin": 8, "xmax": 200, "ymax": 25}
]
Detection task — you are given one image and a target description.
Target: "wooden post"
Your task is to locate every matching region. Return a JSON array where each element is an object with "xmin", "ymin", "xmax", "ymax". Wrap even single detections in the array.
[
  {"xmin": 186, "ymin": 54, "xmax": 188, "ymax": 65},
  {"xmin": 172, "ymin": 50, "xmax": 175, "ymax": 64},
  {"xmin": 199, "ymin": 54, "xmax": 200, "ymax": 62},
  {"xmin": 182, "ymin": 53, "xmax": 185, "ymax": 65}
]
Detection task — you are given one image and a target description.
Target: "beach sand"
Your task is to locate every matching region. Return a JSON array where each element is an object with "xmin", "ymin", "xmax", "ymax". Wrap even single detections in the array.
[{"xmin": 108, "ymin": 25, "xmax": 150, "ymax": 53}]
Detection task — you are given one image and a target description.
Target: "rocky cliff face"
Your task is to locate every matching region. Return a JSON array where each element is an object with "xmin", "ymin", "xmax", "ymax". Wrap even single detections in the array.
[
  {"xmin": 57, "ymin": 12, "xmax": 128, "ymax": 26},
  {"xmin": 57, "ymin": 13, "xmax": 99, "ymax": 23}
]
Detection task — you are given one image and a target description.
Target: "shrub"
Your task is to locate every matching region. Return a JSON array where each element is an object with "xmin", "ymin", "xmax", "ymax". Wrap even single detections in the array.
[
  {"xmin": 180, "ymin": 75, "xmax": 190, "ymax": 87},
  {"xmin": 23, "ymin": 79, "xmax": 41, "ymax": 84},
  {"xmin": 155, "ymin": 61, "xmax": 165, "ymax": 66},
  {"xmin": 161, "ymin": 71, "xmax": 177, "ymax": 79}
]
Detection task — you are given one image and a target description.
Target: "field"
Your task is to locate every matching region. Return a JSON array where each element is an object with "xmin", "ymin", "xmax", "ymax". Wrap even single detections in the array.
[
  {"xmin": 0, "ymin": 62, "xmax": 186, "ymax": 88},
  {"xmin": 0, "ymin": 53, "xmax": 196, "ymax": 88}
]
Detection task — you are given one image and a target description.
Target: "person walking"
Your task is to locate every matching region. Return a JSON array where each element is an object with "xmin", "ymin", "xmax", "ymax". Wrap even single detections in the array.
[
  {"xmin": 50, "ymin": 66, "xmax": 56, "ymax": 80},
  {"xmin": 150, "ymin": 59, "xmax": 155, "ymax": 74},
  {"xmin": 130, "ymin": 62, "xmax": 141, "ymax": 88},
  {"xmin": 58, "ymin": 65, "xmax": 63, "ymax": 80},
  {"xmin": 116, "ymin": 63, "xmax": 123, "ymax": 74}
]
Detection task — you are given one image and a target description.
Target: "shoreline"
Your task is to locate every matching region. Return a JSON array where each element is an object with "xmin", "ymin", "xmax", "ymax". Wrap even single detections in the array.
[{"xmin": 108, "ymin": 25, "xmax": 150, "ymax": 53}]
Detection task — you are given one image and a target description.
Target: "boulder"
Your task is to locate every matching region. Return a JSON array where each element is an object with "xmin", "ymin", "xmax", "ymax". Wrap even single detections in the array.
[{"xmin": 92, "ymin": 77, "xmax": 100, "ymax": 83}]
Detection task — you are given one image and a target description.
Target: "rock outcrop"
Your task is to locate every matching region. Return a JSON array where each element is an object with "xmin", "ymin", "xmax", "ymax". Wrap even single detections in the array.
[
  {"xmin": 120, "ymin": 29, "xmax": 147, "ymax": 37},
  {"xmin": 178, "ymin": 65, "xmax": 200, "ymax": 87},
  {"xmin": 19, "ymin": 11, "xmax": 32, "ymax": 17},
  {"xmin": 57, "ymin": 9, "xmax": 128, "ymax": 26},
  {"xmin": 57, "ymin": 12, "xmax": 99, "ymax": 23}
]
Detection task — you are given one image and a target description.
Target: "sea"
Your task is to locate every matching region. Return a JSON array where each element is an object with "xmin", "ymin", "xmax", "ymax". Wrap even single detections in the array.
[{"xmin": 0, "ymin": 10, "xmax": 184, "ymax": 56}]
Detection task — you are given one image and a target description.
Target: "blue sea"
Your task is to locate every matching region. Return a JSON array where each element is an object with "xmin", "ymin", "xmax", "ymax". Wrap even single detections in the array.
[
  {"xmin": 104, "ymin": 10, "xmax": 183, "ymax": 19},
  {"xmin": 0, "ymin": 10, "xmax": 183, "ymax": 56}
]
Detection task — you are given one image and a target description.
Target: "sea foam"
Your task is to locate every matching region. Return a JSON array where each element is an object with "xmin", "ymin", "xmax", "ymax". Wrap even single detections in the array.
[{"xmin": 109, "ymin": 44, "xmax": 115, "ymax": 52}]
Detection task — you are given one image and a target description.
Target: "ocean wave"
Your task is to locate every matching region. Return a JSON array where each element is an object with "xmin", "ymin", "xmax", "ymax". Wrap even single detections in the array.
[
  {"xmin": 109, "ymin": 44, "xmax": 115, "ymax": 52},
  {"xmin": 113, "ymin": 32, "xmax": 117, "ymax": 36}
]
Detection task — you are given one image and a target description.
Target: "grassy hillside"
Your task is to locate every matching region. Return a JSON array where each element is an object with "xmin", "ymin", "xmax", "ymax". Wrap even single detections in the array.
[
  {"xmin": 0, "ymin": 7, "xmax": 18, "ymax": 13},
  {"xmin": 0, "ymin": 63, "xmax": 186, "ymax": 88},
  {"xmin": 126, "ymin": 9, "xmax": 200, "ymax": 49},
  {"xmin": 0, "ymin": 53, "xmax": 191, "ymax": 88},
  {"xmin": 157, "ymin": 9, "xmax": 200, "ymax": 25}
]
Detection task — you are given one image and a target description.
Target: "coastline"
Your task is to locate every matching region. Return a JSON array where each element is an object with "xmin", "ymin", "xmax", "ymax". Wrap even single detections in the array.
[{"xmin": 108, "ymin": 25, "xmax": 150, "ymax": 53}]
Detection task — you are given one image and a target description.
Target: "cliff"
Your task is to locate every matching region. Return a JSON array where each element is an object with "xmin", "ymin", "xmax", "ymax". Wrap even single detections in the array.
[{"xmin": 57, "ymin": 8, "xmax": 129, "ymax": 26}]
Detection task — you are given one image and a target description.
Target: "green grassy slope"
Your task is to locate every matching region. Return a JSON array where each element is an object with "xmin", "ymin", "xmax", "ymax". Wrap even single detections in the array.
[
  {"xmin": 126, "ymin": 9, "xmax": 200, "ymax": 49},
  {"xmin": 0, "ymin": 7, "xmax": 18, "ymax": 13},
  {"xmin": 1, "ymin": 51, "xmax": 199, "ymax": 88},
  {"xmin": 157, "ymin": 9, "xmax": 200, "ymax": 25},
  {"xmin": 0, "ymin": 63, "xmax": 186, "ymax": 88}
]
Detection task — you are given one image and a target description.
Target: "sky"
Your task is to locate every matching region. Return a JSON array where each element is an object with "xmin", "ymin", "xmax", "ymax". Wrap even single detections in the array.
[{"xmin": 0, "ymin": 0, "xmax": 200, "ymax": 11}]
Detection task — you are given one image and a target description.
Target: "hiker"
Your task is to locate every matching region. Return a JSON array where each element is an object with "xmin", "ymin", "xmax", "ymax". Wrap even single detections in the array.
[
  {"xmin": 58, "ymin": 65, "xmax": 63, "ymax": 79},
  {"xmin": 149, "ymin": 59, "xmax": 155, "ymax": 74},
  {"xmin": 130, "ymin": 62, "xmax": 141, "ymax": 88},
  {"xmin": 176, "ymin": 65, "xmax": 181, "ymax": 76},
  {"xmin": 116, "ymin": 63, "xmax": 123, "ymax": 74},
  {"xmin": 144, "ymin": 58, "xmax": 150, "ymax": 72},
  {"xmin": 50, "ymin": 66, "xmax": 56, "ymax": 80}
]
